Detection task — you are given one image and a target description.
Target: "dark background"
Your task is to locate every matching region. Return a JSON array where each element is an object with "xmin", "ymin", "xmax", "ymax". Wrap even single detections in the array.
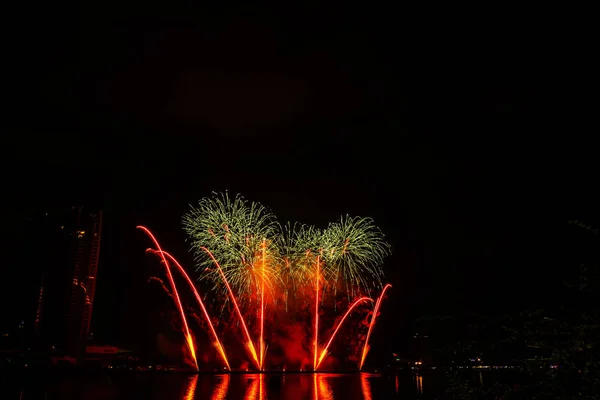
[{"xmin": 1, "ymin": 4, "xmax": 597, "ymax": 359}]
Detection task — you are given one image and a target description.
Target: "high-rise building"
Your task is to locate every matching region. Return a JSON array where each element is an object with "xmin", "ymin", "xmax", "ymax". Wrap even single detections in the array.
[{"xmin": 28, "ymin": 207, "xmax": 102, "ymax": 362}]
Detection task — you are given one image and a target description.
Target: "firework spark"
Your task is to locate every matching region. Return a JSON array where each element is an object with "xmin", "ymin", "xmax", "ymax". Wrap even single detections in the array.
[
  {"xmin": 183, "ymin": 192, "xmax": 281, "ymax": 302},
  {"xmin": 183, "ymin": 193, "xmax": 390, "ymax": 300},
  {"xmin": 321, "ymin": 216, "xmax": 390, "ymax": 296}
]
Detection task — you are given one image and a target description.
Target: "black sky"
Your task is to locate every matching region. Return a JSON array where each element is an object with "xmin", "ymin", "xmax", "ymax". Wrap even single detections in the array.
[{"xmin": 2, "ymin": 4, "xmax": 597, "ymax": 354}]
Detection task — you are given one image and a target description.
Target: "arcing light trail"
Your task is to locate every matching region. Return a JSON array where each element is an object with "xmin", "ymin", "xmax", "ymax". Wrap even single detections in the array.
[
  {"xmin": 150, "ymin": 249, "xmax": 230, "ymax": 371},
  {"xmin": 137, "ymin": 226, "xmax": 199, "ymax": 371},
  {"xmin": 359, "ymin": 284, "xmax": 392, "ymax": 370},
  {"xmin": 316, "ymin": 297, "xmax": 374, "ymax": 369}
]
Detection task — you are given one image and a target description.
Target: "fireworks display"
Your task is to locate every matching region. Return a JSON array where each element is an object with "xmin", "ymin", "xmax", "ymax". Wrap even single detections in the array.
[{"xmin": 140, "ymin": 192, "xmax": 392, "ymax": 371}]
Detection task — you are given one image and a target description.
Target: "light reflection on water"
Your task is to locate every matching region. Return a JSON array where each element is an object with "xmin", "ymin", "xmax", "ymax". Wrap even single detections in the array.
[
  {"xmin": 180, "ymin": 373, "xmax": 387, "ymax": 400},
  {"xmin": 10, "ymin": 372, "xmax": 415, "ymax": 399},
  {"xmin": 211, "ymin": 374, "xmax": 229, "ymax": 400},
  {"xmin": 360, "ymin": 374, "xmax": 372, "ymax": 400},
  {"xmin": 416, "ymin": 374, "xmax": 423, "ymax": 394}
]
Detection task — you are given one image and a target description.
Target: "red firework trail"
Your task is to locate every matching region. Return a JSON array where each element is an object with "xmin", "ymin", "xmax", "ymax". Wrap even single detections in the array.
[
  {"xmin": 316, "ymin": 297, "xmax": 374, "ymax": 369},
  {"xmin": 359, "ymin": 283, "xmax": 392, "ymax": 370},
  {"xmin": 201, "ymin": 246, "xmax": 261, "ymax": 369},
  {"xmin": 137, "ymin": 226, "xmax": 199, "ymax": 371},
  {"xmin": 151, "ymin": 249, "xmax": 231, "ymax": 371},
  {"xmin": 148, "ymin": 276, "xmax": 171, "ymax": 295},
  {"xmin": 313, "ymin": 255, "xmax": 321, "ymax": 371}
]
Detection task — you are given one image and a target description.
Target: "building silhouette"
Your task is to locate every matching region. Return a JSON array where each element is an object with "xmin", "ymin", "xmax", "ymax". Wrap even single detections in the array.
[{"xmin": 30, "ymin": 207, "xmax": 102, "ymax": 362}]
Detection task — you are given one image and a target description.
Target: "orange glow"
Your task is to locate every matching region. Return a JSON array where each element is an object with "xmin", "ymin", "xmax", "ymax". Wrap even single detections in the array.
[
  {"xmin": 316, "ymin": 297, "xmax": 374, "ymax": 369},
  {"xmin": 313, "ymin": 255, "xmax": 320, "ymax": 371},
  {"xmin": 359, "ymin": 283, "xmax": 392, "ymax": 370},
  {"xmin": 183, "ymin": 375, "xmax": 198, "ymax": 400},
  {"xmin": 360, "ymin": 374, "xmax": 373, "ymax": 400},
  {"xmin": 137, "ymin": 226, "xmax": 198, "ymax": 371},
  {"xmin": 153, "ymin": 250, "xmax": 230, "ymax": 371},
  {"xmin": 201, "ymin": 246, "xmax": 260, "ymax": 369},
  {"xmin": 211, "ymin": 375, "xmax": 230, "ymax": 400}
]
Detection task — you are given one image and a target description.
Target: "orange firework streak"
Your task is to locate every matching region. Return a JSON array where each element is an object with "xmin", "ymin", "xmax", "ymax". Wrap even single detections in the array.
[
  {"xmin": 359, "ymin": 283, "xmax": 392, "ymax": 370},
  {"xmin": 152, "ymin": 250, "xmax": 231, "ymax": 371},
  {"xmin": 313, "ymin": 255, "xmax": 321, "ymax": 371},
  {"xmin": 201, "ymin": 246, "xmax": 261, "ymax": 369},
  {"xmin": 137, "ymin": 226, "xmax": 199, "ymax": 371},
  {"xmin": 316, "ymin": 297, "xmax": 374, "ymax": 369},
  {"xmin": 259, "ymin": 239, "xmax": 266, "ymax": 370}
]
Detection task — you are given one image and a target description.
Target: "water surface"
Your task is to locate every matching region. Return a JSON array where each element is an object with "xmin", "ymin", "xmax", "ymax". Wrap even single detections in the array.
[{"xmin": 3, "ymin": 372, "xmax": 431, "ymax": 399}]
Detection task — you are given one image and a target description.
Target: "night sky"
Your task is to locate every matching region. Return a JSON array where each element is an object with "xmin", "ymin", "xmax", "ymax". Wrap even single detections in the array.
[{"xmin": 2, "ymin": 4, "xmax": 597, "ymax": 357}]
